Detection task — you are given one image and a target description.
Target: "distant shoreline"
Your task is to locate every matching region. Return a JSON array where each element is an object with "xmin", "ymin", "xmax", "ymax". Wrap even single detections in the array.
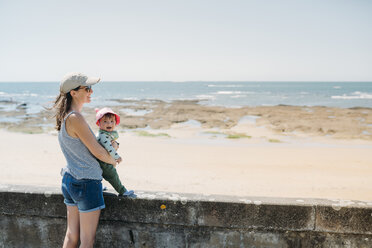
[{"xmin": 0, "ymin": 99, "xmax": 371, "ymax": 141}]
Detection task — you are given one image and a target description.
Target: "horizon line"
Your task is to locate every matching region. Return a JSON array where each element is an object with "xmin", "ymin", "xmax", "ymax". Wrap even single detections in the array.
[{"xmin": 0, "ymin": 80, "xmax": 371, "ymax": 83}]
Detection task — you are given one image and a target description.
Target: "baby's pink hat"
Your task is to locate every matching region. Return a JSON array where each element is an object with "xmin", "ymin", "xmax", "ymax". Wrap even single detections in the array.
[{"xmin": 95, "ymin": 107, "xmax": 120, "ymax": 126}]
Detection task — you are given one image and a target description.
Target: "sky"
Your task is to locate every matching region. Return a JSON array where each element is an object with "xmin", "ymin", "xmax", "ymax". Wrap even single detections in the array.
[{"xmin": 0, "ymin": 0, "xmax": 371, "ymax": 82}]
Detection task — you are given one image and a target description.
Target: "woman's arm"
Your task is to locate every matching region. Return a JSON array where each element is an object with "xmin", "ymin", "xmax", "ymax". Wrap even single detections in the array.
[
  {"xmin": 66, "ymin": 113, "xmax": 118, "ymax": 166},
  {"xmin": 98, "ymin": 133, "xmax": 120, "ymax": 160}
]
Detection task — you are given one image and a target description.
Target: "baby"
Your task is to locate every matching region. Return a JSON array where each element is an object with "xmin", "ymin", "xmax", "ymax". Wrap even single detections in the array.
[{"xmin": 95, "ymin": 107, "xmax": 135, "ymax": 197}]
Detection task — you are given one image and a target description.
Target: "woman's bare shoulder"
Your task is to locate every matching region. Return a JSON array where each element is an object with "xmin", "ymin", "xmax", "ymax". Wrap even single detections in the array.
[
  {"xmin": 66, "ymin": 112, "xmax": 87, "ymax": 129},
  {"xmin": 66, "ymin": 112, "xmax": 84, "ymax": 121}
]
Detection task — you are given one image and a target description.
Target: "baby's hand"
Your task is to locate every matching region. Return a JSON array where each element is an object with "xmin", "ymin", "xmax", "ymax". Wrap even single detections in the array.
[{"xmin": 111, "ymin": 140, "xmax": 119, "ymax": 150}]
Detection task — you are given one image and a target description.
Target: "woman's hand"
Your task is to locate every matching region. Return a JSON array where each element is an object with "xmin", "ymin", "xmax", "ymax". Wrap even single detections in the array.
[
  {"xmin": 116, "ymin": 157, "xmax": 122, "ymax": 164},
  {"xmin": 113, "ymin": 157, "xmax": 122, "ymax": 168}
]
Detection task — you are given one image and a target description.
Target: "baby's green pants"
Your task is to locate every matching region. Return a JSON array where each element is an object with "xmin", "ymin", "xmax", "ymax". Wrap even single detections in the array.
[{"xmin": 99, "ymin": 162, "xmax": 127, "ymax": 195}]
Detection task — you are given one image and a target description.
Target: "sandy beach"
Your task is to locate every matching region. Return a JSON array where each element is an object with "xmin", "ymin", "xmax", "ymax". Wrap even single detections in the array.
[{"xmin": 1, "ymin": 100, "xmax": 372, "ymax": 201}]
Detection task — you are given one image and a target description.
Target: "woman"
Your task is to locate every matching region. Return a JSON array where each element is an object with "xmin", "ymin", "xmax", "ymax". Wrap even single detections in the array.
[{"xmin": 53, "ymin": 72, "xmax": 120, "ymax": 248}]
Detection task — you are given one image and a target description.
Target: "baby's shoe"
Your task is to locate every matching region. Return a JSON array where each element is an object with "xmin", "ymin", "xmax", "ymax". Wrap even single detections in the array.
[
  {"xmin": 122, "ymin": 190, "xmax": 137, "ymax": 198},
  {"xmin": 102, "ymin": 186, "xmax": 107, "ymax": 192}
]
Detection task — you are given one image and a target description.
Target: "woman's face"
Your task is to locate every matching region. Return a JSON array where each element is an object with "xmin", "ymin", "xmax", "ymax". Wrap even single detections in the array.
[{"xmin": 72, "ymin": 86, "xmax": 93, "ymax": 103}]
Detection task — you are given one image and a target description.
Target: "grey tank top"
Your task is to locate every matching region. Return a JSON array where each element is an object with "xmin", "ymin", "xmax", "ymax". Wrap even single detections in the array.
[{"xmin": 58, "ymin": 111, "xmax": 102, "ymax": 180}]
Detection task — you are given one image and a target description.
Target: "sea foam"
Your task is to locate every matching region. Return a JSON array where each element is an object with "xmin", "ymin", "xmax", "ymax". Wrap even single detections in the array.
[
  {"xmin": 215, "ymin": 91, "xmax": 243, "ymax": 95},
  {"xmin": 208, "ymin": 84, "xmax": 243, "ymax": 88},
  {"xmin": 331, "ymin": 91, "xmax": 372, "ymax": 100}
]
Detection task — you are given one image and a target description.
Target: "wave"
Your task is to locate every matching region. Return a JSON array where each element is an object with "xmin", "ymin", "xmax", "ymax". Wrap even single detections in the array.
[
  {"xmin": 214, "ymin": 91, "xmax": 242, "ymax": 95},
  {"xmin": 332, "ymin": 91, "xmax": 372, "ymax": 100},
  {"xmin": 0, "ymin": 92, "xmax": 38, "ymax": 97},
  {"xmin": 196, "ymin": 94, "xmax": 216, "ymax": 100},
  {"xmin": 122, "ymin": 97, "xmax": 139, "ymax": 100},
  {"xmin": 331, "ymin": 91, "xmax": 372, "ymax": 100},
  {"xmin": 208, "ymin": 84, "xmax": 243, "ymax": 88}
]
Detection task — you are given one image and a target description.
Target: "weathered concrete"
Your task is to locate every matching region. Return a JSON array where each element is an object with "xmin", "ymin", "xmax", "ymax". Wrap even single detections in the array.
[{"xmin": 1, "ymin": 184, "xmax": 372, "ymax": 247}]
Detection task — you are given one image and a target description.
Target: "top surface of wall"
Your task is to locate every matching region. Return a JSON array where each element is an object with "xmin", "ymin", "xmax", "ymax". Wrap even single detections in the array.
[{"xmin": 1, "ymin": 184, "xmax": 372, "ymax": 235}]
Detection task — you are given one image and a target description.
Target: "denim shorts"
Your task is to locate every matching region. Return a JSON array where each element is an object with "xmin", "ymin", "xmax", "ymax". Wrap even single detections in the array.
[{"xmin": 61, "ymin": 172, "xmax": 105, "ymax": 213}]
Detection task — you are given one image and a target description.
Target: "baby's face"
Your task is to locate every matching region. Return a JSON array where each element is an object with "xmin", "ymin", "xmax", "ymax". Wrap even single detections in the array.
[{"xmin": 99, "ymin": 116, "xmax": 116, "ymax": 132}]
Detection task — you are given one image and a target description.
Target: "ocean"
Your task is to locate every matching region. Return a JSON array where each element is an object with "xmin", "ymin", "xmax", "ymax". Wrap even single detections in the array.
[{"xmin": 0, "ymin": 81, "xmax": 371, "ymax": 115}]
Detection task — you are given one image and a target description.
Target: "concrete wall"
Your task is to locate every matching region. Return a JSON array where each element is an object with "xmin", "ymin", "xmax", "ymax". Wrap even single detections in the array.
[{"xmin": 1, "ymin": 184, "xmax": 372, "ymax": 248}]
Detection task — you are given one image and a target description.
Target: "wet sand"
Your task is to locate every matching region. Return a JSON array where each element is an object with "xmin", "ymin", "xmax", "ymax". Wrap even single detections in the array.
[
  {"xmin": 1, "ymin": 99, "xmax": 371, "ymax": 140},
  {"xmin": 0, "ymin": 100, "xmax": 372, "ymax": 201}
]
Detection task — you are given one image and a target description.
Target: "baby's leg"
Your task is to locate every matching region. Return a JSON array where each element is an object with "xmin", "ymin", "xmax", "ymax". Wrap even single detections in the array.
[{"xmin": 101, "ymin": 163, "xmax": 127, "ymax": 195}]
